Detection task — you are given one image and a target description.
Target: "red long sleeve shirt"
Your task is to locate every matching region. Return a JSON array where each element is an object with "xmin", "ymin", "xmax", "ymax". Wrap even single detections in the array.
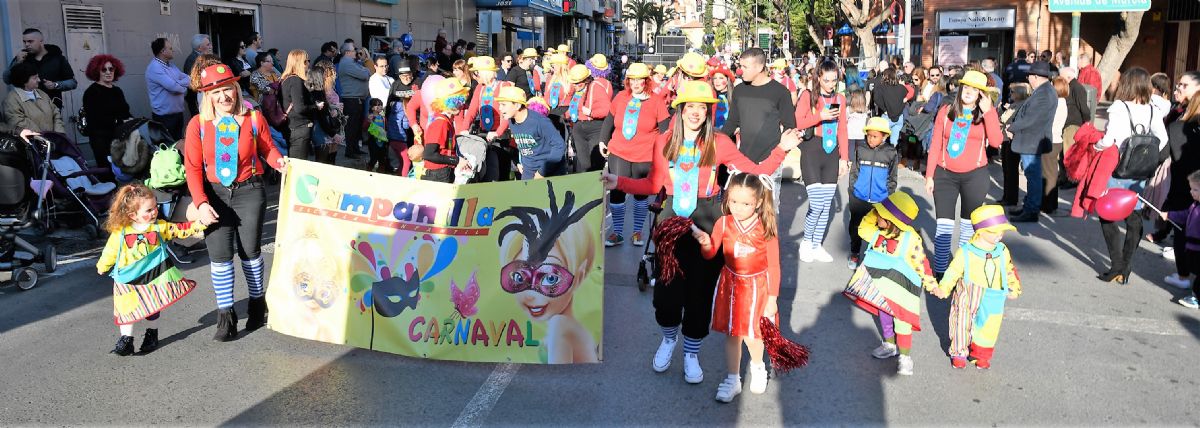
[
  {"xmin": 458, "ymin": 80, "xmax": 512, "ymax": 135},
  {"xmin": 184, "ymin": 112, "xmax": 284, "ymax": 206},
  {"xmin": 422, "ymin": 114, "xmax": 458, "ymax": 170},
  {"xmin": 794, "ymin": 90, "xmax": 850, "ymax": 161},
  {"xmin": 542, "ymin": 78, "xmax": 573, "ymax": 109},
  {"xmin": 606, "ymin": 91, "xmax": 671, "ymax": 162},
  {"xmin": 925, "ymin": 105, "xmax": 1003, "ymax": 178},
  {"xmin": 617, "ymin": 132, "xmax": 787, "ymax": 196}
]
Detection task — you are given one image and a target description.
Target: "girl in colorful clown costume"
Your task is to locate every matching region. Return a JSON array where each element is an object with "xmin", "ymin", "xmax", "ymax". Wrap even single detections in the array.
[
  {"xmin": 694, "ymin": 173, "xmax": 781, "ymax": 403},
  {"xmin": 932, "ymin": 204, "xmax": 1022, "ymax": 369},
  {"xmin": 842, "ymin": 191, "xmax": 938, "ymax": 376},
  {"xmin": 97, "ymin": 183, "xmax": 206, "ymax": 356}
]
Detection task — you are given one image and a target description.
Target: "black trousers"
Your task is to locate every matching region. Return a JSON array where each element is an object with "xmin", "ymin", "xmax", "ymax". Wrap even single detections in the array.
[
  {"xmin": 653, "ymin": 195, "xmax": 724, "ymax": 339},
  {"xmin": 608, "ymin": 154, "xmax": 651, "ymax": 204},
  {"xmin": 1000, "ymin": 140, "xmax": 1020, "ymax": 205},
  {"xmin": 86, "ymin": 132, "xmax": 113, "ymax": 169},
  {"xmin": 153, "ymin": 112, "xmax": 185, "ymax": 141},
  {"xmin": 366, "ymin": 139, "xmax": 391, "ymax": 171},
  {"xmin": 480, "ymin": 143, "xmax": 516, "ymax": 182},
  {"xmin": 422, "ymin": 167, "xmax": 454, "ymax": 183},
  {"xmin": 932, "ymin": 166, "xmax": 990, "ymax": 219},
  {"xmin": 847, "ymin": 194, "xmax": 874, "ymax": 255},
  {"xmin": 288, "ymin": 123, "xmax": 312, "ymax": 161},
  {"xmin": 342, "ymin": 97, "xmax": 365, "ymax": 154},
  {"xmin": 202, "ymin": 178, "xmax": 266, "ymax": 263},
  {"xmin": 1100, "ymin": 215, "xmax": 1144, "ymax": 273},
  {"xmin": 570, "ymin": 120, "xmax": 606, "ymax": 173}
]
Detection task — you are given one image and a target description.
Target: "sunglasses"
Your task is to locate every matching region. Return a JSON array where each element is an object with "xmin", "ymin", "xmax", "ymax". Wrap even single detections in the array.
[
  {"xmin": 102, "ymin": 66, "xmax": 115, "ymax": 72},
  {"xmin": 500, "ymin": 260, "xmax": 575, "ymax": 297},
  {"xmin": 930, "ymin": 73, "xmax": 941, "ymax": 77}
]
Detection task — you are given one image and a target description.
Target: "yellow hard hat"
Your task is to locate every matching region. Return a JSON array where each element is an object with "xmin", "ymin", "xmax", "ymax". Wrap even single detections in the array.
[
  {"xmin": 959, "ymin": 70, "xmax": 992, "ymax": 92},
  {"xmin": 588, "ymin": 54, "xmax": 609, "ymax": 70},
  {"xmin": 671, "ymin": 80, "xmax": 719, "ymax": 108},
  {"xmin": 872, "ymin": 191, "xmax": 919, "ymax": 232},
  {"xmin": 863, "ymin": 117, "xmax": 892, "ymax": 135},
  {"xmin": 433, "ymin": 78, "xmax": 468, "ymax": 103},
  {"xmin": 557, "ymin": 43, "xmax": 570, "ymax": 53},
  {"xmin": 546, "ymin": 47, "xmax": 557, "ymax": 55},
  {"xmin": 494, "ymin": 86, "xmax": 528, "ymax": 105},
  {"xmin": 567, "ymin": 64, "xmax": 591, "ymax": 83},
  {"xmin": 551, "ymin": 53, "xmax": 569, "ymax": 66},
  {"xmin": 470, "ymin": 56, "xmax": 498, "ymax": 72},
  {"xmin": 771, "ymin": 58, "xmax": 788, "ymax": 69},
  {"xmin": 653, "ymin": 64, "xmax": 668, "ymax": 75},
  {"xmin": 676, "ymin": 52, "xmax": 709, "ymax": 78},
  {"xmin": 519, "ymin": 48, "xmax": 539, "ymax": 59},
  {"xmin": 970, "ymin": 204, "xmax": 1017, "ymax": 235},
  {"xmin": 626, "ymin": 63, "xmax": 651, "ymax": 79}
]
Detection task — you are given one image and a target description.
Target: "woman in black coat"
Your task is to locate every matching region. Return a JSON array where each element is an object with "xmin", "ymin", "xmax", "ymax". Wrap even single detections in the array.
[
  {"xmin": 81, "ymin": 54, "xmax": 132, "ymax": 168},
  {"xmin": 279, "ymin": 49, "xmax": 321, "ymax": 160}
]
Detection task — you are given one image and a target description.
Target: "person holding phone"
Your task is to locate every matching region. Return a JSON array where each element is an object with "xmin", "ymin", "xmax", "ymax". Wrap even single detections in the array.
[{"xmin": 793, "ymin": 60, "xmax": 850, "ymax": 263}]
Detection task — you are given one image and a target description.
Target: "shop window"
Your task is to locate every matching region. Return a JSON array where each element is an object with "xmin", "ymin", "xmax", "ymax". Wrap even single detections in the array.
[{"xmin": 198, "ymin": 2, "xmax": 257, "ymax": 62}]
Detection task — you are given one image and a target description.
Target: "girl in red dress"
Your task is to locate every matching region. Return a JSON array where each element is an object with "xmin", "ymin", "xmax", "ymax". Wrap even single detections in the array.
[{"xmin": 693, "ymin": 172, "xmax": 781, "ymax": 403}]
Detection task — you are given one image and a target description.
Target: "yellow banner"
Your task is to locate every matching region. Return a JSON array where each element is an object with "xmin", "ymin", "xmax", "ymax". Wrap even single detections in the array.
[{"xmin": 266, "ymin": 160, "xmax": 605, "ymax": 364}]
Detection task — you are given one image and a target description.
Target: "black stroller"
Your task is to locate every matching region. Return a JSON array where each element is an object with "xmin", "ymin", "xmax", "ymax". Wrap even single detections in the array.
[
  {"xmin": 634, "ymin": 189, "xmax": 667, "ymax": 292},
  {"xmin": 0, "ymin": 134, "xmax": 58, "ymax": 290}
]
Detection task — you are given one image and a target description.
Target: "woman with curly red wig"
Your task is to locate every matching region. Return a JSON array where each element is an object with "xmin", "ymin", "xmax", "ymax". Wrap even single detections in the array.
[{"xmin": 82, "ymin": 54, "xmax": 131, "ymax": 168}]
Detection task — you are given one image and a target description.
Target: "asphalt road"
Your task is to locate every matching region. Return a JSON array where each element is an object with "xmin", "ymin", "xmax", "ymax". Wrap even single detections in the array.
[{"xmin": 1, "ymin": 160, "xmax": 1197, "ymax": 427}]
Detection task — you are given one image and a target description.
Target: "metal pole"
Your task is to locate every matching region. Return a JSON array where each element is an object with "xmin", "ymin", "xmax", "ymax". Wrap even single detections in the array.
[
  {"xmin": 902, "ymin": 0, "xmax": 912, "ymax": 63},
  {"xmin": 1070, "ymin": 12, "xmax": 1080, "ymax": 68}
]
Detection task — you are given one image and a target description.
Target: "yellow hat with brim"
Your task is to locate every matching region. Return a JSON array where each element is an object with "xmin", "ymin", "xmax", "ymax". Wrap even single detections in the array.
[
  {"xmin": 771, "ymin": 58, "xmax": 787, "ymax": 69},
  {"xmin": 959, "ymin": 70, "xmax": 993, "ymax": 92},
  {"xmin": 677, "ymin": 52, "xmax": 708, "ymax": 78},
  {"xmin": 520, "ymin": 48, "xmax": 539, "ymax": 59},
  {"xmin": 557, "ymin": 44, "xmax": 570, "ymax": 53},
  {"xmin": 653, "ymin": 64, "xmax": 668, "ymax": 75},
  {"xmin": 546, "ymin": 47, "xmax": 557, "ymax": 54},
  {"xmin": 863, "ymin": 117, "xmax": 892, "ymax": 135},
  {"xmin": 872, "ymin": 191, "xmax": 919, "ymax": 233},
  {"xmin": 970, "ymin": 204, "xmax": 1017, "ymax": 235},
  {"xmin": 551, "ymin": 53, "xmax": 569, "ymax": 65},
  {"xmin": 589, "ymin": 54, "xmax": 609, "ymax": 70},
  {"xmin": 494, "ymin": 86, "xmax": 528, "ymax": 105},
  {"xmin": 568, "ymin": 64, "xmax": 591, "ymax": 83},
  {"xmin": 671, "ymin": 80, "xmax": 719, "ymax": 108},
  {"xmin": 433, "ymin": 78, "xmax": 468, "ymax": 102},
  {"xmin": 626, "ymin": 63, "xmax": 651, "ymax": 79},
  {"xmin": 470, "ymin": 56, "xmax": 499, "ymax": 72}
]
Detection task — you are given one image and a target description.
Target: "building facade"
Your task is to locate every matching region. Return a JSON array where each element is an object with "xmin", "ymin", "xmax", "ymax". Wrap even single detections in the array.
[{"xmin": 475, "ymin": 0, "xmax": 615, "ymax": 59}]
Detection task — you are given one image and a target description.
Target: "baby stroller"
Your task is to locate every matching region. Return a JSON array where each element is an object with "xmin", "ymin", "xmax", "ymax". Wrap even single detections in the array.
[
  {"xmin": 0, "ymin": 134, "xmax": 58, "ymax": 290},
  {"xmin": 634, "ymin": 189, "xmax": 668, "ymax": 292},
  {"xmin": 36, "ymin": 132, "xmax": 117, "ymax": 238}
]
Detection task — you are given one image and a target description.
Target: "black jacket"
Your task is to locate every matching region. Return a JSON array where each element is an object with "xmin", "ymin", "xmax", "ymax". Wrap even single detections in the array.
[
  {"xmin": 6, "ymin": 44, "xmax": 76, "ymax": 107},
  {"xmin": 1009, "ymin": 82, "xmax": 1057, "ymax": 154},
  {"xmin": 1164, "ymin": 119, "xmax": 1200, "ymax": 210},
  {"xmin": 281, "ymin": 75, "xmax": 316, "ymax": 126},
  {"xmin": 508, "ymin": 66, "xmax": 533, "ymax": 98},
  {"xmin": 1064, "ymin": 78, "xmax": 1092, "ymax": 127}
]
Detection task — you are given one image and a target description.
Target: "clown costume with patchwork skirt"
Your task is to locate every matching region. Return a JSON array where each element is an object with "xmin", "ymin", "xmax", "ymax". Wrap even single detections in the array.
[
  {"xmin": 936, "ymin": 236, "xmax": 1022, "ymax": 368},
  {"xmin": 96, "ymin": 220, "xmax": 206, "ymax": 325}
]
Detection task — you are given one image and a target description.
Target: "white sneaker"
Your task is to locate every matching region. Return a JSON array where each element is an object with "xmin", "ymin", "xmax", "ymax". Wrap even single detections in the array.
[
  {"xmin": 897, "ymin": 355, "xmax": 914, "ymax": 376},
  {"xmin": 683, "ymin": 353, "xmax": 704, "ymax": 384},
  {"xmin": 1163, "ymin": 247, "xmax": 1176, "ymax": 261},
  {"xmin": 799, "ymin": 242, "xmax": 815, "ymax": 263},
  {"xmin": 871, "ymin": 342, "xmax": 899, "ymax": 359},
  {"xmin": 811, "ymin": 245, "xmax": 834, "ymax": 263},
  {"xmin": 652, "ymin": 338, "xmax": 677, "ymax": 373},
  {"xmin": 1164, "ymin": 273, "xmax": 1194, "ymax": 289},
  {"xmin": 747, "ymin": 363, "xmax": 769, "ymax": 394},
  {"xmin": 715, "ymin": 375, "xmax": 742, "ymax": 403}
]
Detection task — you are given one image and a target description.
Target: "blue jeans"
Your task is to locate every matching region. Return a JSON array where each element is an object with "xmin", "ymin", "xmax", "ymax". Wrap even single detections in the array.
[
  {"xmin": 887, "ymin": 114, "xmax": 904, "ymax": 146},
  {"xmin": 1020, "ymin": 153, "xmax": 1042, "ymax": 212}
]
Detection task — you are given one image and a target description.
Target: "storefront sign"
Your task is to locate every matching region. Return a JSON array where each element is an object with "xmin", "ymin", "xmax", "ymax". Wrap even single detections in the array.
[
  {"xmin": 1048, "ymin": 0, "xmax": 1151, "ymax": 13},
  {"xmin": 937, "ymin": 35, "xmax": 969, "ymax": 66},
  {"xmin": 938, "ymin": 9, "xmax": 1016, "ymax": 30}
]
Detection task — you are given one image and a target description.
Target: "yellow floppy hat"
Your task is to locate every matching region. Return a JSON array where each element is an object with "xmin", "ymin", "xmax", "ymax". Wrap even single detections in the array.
[
  {"xmin": 567, "ymin": 64, "xmax": 591, "ymax": 83},
  {"xmin": 588, "ymin": 54, "xmax": 609, "ymax": 70},
  {"xmin": 470, "ymin": 56, "xmax": 499, "ymax": 72},
  {"xmin": 557, "ymin": 43, "xmax": 570, "ymax": 53},
  {"xmin": 872, "ymin": 191, "xmax": 919, "ymax": 232},
  {"xmin": 970, "ymin": 204, "xmax": 1017, "ymax": 235},
  {"xmin": 959, "ymin": 70, "xmax": 993, "ymax": 92},
  {"xmin": 546, "ymin": 47, "xmax": 557, "ymax": 55},
  {"xmin": 626, "ymin": 63, "xmax": 651, "ymax": 79},
  {"xmin": 671, "ymin": 80, "xmax": 719, "ymax": 108},
  {"xmin": 432, "ymin": 78, "xmax": 469, "ymax": 103},
  {"xmin": 653, "ymin": 64, "xmax": 668, "ymax": 75},
  {"xmin": 519, "ymin": 48, "xmax": 539, "ymax": 59},
  {"xmin": 550, "ymin": 53, "xmax": 569, "ymax": 66},
  {"xmin": 771, "ymin": 58, "xmax": 788, "ymax": 69},
  {"xmin": 676, "ymin": 52, "xmax": 709, "ymax": 78},
  {"xmin": 494, "ymin": 86, "xmax": 528, "ymax": 105},
  {"xmin": 863, "ymin": 117, "xmax": 893, "ymax": 135}
]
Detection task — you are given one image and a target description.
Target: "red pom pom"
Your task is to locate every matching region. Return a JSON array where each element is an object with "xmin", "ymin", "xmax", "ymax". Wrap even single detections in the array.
[
  {"xmin": 652, "ymin": 216, "xmax": 694, "ymax": 285},
  {"xmin": 760, "ymin": 317, "xmax": 810, "ymax": 374}
]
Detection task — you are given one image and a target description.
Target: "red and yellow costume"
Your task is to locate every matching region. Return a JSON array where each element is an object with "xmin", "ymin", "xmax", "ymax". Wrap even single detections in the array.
[{"xmin": 702, "ymin": 215, "xmax": 781, "ymax": 339}]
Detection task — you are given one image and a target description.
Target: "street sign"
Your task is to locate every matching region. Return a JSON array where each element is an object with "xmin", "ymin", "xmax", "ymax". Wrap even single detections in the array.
[{"xmin": 1048, "ymin": 0, "xmax": 1151, "ymax": 13}]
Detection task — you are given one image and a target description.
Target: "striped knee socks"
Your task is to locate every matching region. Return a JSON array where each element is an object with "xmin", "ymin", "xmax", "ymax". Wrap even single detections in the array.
[
  {"xmin": 242, "ymin": 257, "xmax": 265, "ymax": 299},
  {"xmin": 211, "ymin": 261, "xmax": 236, "ymax": 309},
  {"xmin": 609, "ymin": 202, "xmax": 626, "ymax": 236},
  {"xmin": 958, "ymin": 218, "xmax": 974, "ymax": 249},
  {"xmin": 804, "ymin": 184, "xmax": 837, "ymax": 246},
  {"xmin": 934, "ymin": 218, "xmax": 955, "ymax": 274},
  {"xmin": 682, "ymin": 336, "xmax": 702, "ymax": 355},
  {"xmin": 661, "ymin": 325, "xmax": 680, "ymax": 342},
  {"xmin": 632, "ymin": 199, "xmax": 649, "ymax": 233}
]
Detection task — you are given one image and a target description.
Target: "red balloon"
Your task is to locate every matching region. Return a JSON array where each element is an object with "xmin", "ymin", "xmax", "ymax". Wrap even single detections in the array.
[{"xmin": 1095, "ymin": 188, "xmax": 1139, "ymax": 221}]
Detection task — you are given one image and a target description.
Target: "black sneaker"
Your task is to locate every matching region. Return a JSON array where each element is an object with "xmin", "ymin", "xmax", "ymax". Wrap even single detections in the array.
[
  {"xmin": 847, "ymin": 253, "xmax": 862, "ymax": 270},
  {"xmin": 139, "ymin": 329, "xmax": 159, "ymax": 354},
  {"xmin": 110, "ymin": 335, "xmax": 135, "ymax": 356}
]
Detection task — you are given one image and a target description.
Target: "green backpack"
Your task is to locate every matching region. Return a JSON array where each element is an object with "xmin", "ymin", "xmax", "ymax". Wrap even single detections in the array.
[{"xmin": 145, "ymin": 143, "xmax": 187, "ymax": 189}]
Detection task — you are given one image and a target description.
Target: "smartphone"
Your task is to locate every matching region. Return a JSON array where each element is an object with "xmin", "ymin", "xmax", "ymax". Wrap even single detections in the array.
[{"xmin": 828, "ymin": 103, "xmax": 840, "ymax": 110}]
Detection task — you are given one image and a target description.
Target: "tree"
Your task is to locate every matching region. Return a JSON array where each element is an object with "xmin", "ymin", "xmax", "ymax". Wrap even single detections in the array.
[
  {"xmin": 624, "ymin": 0, "xmax": 655, "ymax": 50},
  {"xmin": 649, "ymin": 3, "xmax": 675, "ymax": 38},
  {"xmin": 835, "ymin": 0, "xmax": 894, "ymax": 68},
  {"xmin": 1094, "ymin": 11, "xmax": 1145, "ymax": 99},
  {"xmin": 703, "ymin": 0, "xmax": 716, "ymax": 55}
]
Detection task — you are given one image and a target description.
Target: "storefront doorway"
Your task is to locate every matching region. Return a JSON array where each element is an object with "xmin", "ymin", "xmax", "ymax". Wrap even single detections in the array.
[{"xmin": 197, "ymin": 0, "xmax": 258, "ymax": 61}]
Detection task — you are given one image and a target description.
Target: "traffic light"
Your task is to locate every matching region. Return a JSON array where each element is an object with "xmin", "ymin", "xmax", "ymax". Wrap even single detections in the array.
[{"xmin": 563, "ymin": 0, "xmax": 574, "ymax": 13}]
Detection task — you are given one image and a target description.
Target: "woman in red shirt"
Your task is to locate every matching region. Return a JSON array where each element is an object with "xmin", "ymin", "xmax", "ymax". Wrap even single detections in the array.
[
  {"xmin": 598, "ymin": 63, "xmax": 670, "ymax": 247},
  {"xmin": 566, "ymin": 61, "xmax": 613, "ymax": 173},
  {"xmin": 794, "ymin": 60, "xmax": 850, "ymax": 263},
  {"xmin": 923, "ymin": 70, "xmax": 1002, "ymax": 276},
  {"xmin": 601, "ymin": 80, "xmax": 801, "ymax": 384},
  {"xmin": 184, "ymin": 64, "xmax": 285, "ymax": 341}
]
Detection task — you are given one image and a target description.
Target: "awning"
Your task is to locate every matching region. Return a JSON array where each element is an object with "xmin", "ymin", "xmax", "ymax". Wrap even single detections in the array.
[
  {"xmin": 476, "ymin": 0, "xmax": 562, "ymax": 16},
  {"xmin": 517, "ymin": 30, "xmax": 540, "ymax": 40}
]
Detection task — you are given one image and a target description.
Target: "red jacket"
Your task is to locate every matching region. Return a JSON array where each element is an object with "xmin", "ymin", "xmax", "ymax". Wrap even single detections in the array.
[
  {"xmin": 184, "ymin": 112, "xmax": 283, "ymax": 207},
  {"xmin": 925, "ymin": 105, "xmax": 1003, "ymax": 177},
  {"xmin": 617, "ymin": 132, "xmax": 787, "ymax": 197},
  {"xmin": 567, "ymin": 79, "xmax": 612, "ymax": 122},
  {"xmin": 1070, "ymin": 122, "xmax": 1114, "ymax": 218},
  {"xmin": 605, "ymin": 91, "xmax": 671, "ymax": 162},
  {"xmin": 457, "ymin": 80, "xmax": 511, "ymax": 135},
  {"xmin": 794, "ymin": 90, "xmax": 850, "ymax": 161},
  {"xmin": 1078, "ymin": 65, "xmax": 1103, "ymax": 102}
]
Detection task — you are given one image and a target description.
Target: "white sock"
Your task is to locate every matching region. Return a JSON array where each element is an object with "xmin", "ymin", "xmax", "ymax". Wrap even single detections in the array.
[{"xmin": 119, "ymin": 324, "xmax": 133, "ymax": 336}]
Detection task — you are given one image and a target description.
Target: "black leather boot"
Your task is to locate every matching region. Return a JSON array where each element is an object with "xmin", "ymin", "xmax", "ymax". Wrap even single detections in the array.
[
  {"xmin": 245, "ymin": 297, "xmax": 268, "ymax": 331},
  {"xmin": 213, "ymin": 308, "xmax": 238, "ymax": 342},
  {"xmin": 1098, "ymin": 220, "xmax": 1127, "ymax": 282},
  {"xmin": 139, "ymin": 329, "xmax": 159, "ymax": 354},
  {"xmin": 110, "ymin": 335, "xmax": 134, "ymax": 356}
]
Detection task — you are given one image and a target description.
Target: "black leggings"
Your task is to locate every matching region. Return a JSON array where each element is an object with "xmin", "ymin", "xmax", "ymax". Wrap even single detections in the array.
[
  {"xmin": 1100, "ymin": 215, "xmax": 1144, "ymax": 273},
  {"xmin": 288, "ymin": 124, "xmax": 312, "ymax": 161},
  {"xmin": 653, "ymin": 195, "xmax": 724, "ymax": 339},
  {"xmin": 571, "ymin": 121, "xmax": 606, "ymax": 173},
  {"xmin": 480, "ymin": 143, "xmax": 516, "ymax": 182},
  {"xmin": 422, "ymin": 167, "xmax": 454, "ymax": 183},
  {"xmin": 847, "ymin": 194, "xmax": 874, "ymax": 255},
  {"xmin": 607, "ymin": 153, "xmax": 650, "ymax": 204},
  {"xmin": 202, "ymin": 178, "xmax": 266, "ymax": 263},
  {"xmin": 932, "ymin": 166, "xmax": 990, "ymax": 219},
  {"xmin": 801, "ymin": 136, "xmax": 840, "ymax": 185}
]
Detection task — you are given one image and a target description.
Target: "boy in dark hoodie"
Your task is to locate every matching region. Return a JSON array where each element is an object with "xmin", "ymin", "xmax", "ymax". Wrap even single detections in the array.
[
  {"xmin": 493, "ymin": 87, "xmax": 566, "ymax": 179},
  {"xmin": 847, "ymin": 117, "xmax": 900, "ymax": 269}
]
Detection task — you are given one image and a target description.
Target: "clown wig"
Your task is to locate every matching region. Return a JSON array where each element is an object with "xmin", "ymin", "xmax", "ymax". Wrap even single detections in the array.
[
  {"xmin": 586, "ymin": 59, "xmax": 610, "ymax": 80},
  {"xmin": 432, "ymin": 93, "xmax": 467, "ymax": 113}
]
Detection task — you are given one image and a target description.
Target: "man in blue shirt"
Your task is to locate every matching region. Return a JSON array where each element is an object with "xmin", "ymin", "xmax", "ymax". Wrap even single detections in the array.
[
  {"xmin": 494, "ymin": 87, "xmax": 566, "ymax": 179},
  {"xmin": 145, "ymin": 37, "xmax": 191, "ymax": 139}
]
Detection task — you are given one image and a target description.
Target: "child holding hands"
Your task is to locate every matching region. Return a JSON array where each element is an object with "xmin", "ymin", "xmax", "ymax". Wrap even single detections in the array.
[{"xmin": 693, "ymin": 173, "xmax": 782, "ymax": 403}]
